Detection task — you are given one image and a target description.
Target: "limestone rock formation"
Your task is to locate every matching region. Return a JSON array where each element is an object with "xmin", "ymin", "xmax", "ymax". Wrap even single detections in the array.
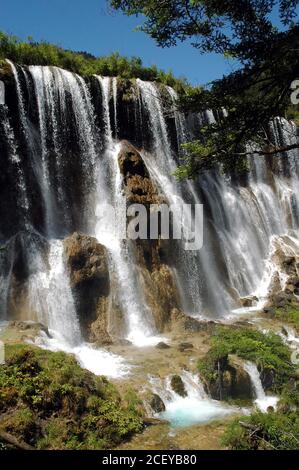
[
  {"xmin": 118, "ymin": 140, "xmax": 162, "ymax": 206},
  {"xmin": 265, "ymin": 238, "xmax": 299, "ymax": 310},
  {"xmin": 63, "ymin": 232, "xmax": 111, "ymax": 343},
  {"xmin": 0, "ymin": 230, "xmax": 49, "ymax": 322},
  {"xmin": 117, "ymin": 141, "xmax": 180, "ymax": 332}
]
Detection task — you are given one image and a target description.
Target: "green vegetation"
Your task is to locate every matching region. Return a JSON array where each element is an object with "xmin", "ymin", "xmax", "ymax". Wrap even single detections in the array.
[
  {"xmin": 274, "ymin": 304, "xmax": 299, "ymax": 329},
  {"xmin": 111, "ymin": 1, "xmax": 299, "ymax": 177},
  {"xmin": 223, "ymin": 408, "xmax": 299, "ymax": 450},
  {"xmin": 198, "ymin": 326, "xmax": 295, "ymax": 390},
  {"xmin": 0, "ymin": 344, "xmax": 143, "ymax": 450},
  {"xmin": 0, "ymin": 31, "xmax": 187, "ymax": 90},
  {"xmin": 223, "ymin": 378, "xmax": 299, "ymax": 450}
]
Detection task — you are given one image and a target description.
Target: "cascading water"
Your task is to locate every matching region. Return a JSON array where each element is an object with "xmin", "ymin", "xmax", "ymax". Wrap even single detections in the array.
[
  {"xmin": 94, "ymin": 77, "xmax": 159, "ymax": 345},
  {"xmin": 136, "ymin": 79, "xmax": 205, "ymax": 315},
  {"xmin": 28, "ymin": 238, "xmax": 129, "ymax": 378},
  {"xmin": 243, "ymin": 362, "xmax": 278, "ymax": 412},
  {"xmin": 28, "ymin": 239, "xmax": 81, "ymax": 346},
  {"xmin": 149, "ymin": 372, "xmax": 237, "ymax": 427}
]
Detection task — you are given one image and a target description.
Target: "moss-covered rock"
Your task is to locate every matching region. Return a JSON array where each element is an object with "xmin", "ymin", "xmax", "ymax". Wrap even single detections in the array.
[
  {"xmin": 149, "ymin": 394, "xmax": 166, "ymax": 413},
  {"xmin": 198, "ymin": 325, "xmax": 295, "ymax": 397},
  {"xmin": 170, "ymin": 375, "xmax": 187, "ymax": 397},
  {"xmin": 0, "ymin": 344, "xmax": 143, "ymax": 450}
]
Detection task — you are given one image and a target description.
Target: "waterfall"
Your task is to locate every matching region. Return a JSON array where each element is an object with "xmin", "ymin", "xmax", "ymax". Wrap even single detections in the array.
[
  {"xmin": 94, "ymin": 78, "xmax": 159, "ymax": 345},
  {"xmin": 29, "ymin": 65, "xmax": 99, "ymax": 236},
  {"xmin": 28, "ymin": 239, "xmax": 82, "ymax": 346},
  {"xmin": 1, "ymin": 61, "xmax": 299, "ymax": 351},
  {"xmin": 0, "ymin": 104, "xmax": 29, "ymax": 224},
  {"xmin": 149, "ymin": 372, "xmax": 236, "ymax": 427},
  {"xmin": 243, "ymin": 362, "xmax": 278, "ymax": 412}
]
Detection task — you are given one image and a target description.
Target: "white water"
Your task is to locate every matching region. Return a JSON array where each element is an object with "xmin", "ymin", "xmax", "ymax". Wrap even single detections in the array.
[
  {"xmin": 243, "ymin": 361, "xmax": 278, "ymax": 412},
  {"xmin": 150, "ymin": 372, "xmax": 237, "ymax": 428},
  {"xmin": 28, "ymin": 239, "xmax": 129, "ymax": 378},
  {"xmin": 94, "ymin": 77, "xmax": 162, "ymax": 346},
  {"xmin": 29, "ymin": 65, "xmax": 98, "ymax": 235}
]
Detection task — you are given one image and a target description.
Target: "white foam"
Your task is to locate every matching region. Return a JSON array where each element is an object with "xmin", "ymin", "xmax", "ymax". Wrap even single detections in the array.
[
  {"xmin": 32, "ymin": 331, "xmax": 130, "ymax": 379},
  {"xmin": 149, "ymin": 372, "xmax": 238, "ymax": 428}
]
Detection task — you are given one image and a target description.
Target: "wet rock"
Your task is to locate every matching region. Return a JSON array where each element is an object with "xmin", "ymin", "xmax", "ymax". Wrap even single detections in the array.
[
  {"xmin": 178, "ymin": 342, "xmax": 193, "ymax": 352},
  {"xmin": 118, "ymin": 141, "xmax": 162, "ymax": 206},
  {"xmin": 149, "ymin": 394, "xmax": 166, "ymax": 413},
  {"xmin": 240, "ymin": 296, "xmax": 258, "ymax": 307},
  {"xmin": 183, "ymin": 317, "xmax": 216, "ymax": 334},
  {"xmin": 156, "ymin": 342, "xmax": 170, "ymax": 350},
  {"xmin": 260, "ymin": 368, "xmax": 275, "ymax": 390},
  {"xmin": 1, "ymin": 230, "xmax": 49, "ymax": 321},
  {"xmin": 170, "ymin": 375, "xmax": 187, "ymax": 397},
  {"xmin": 263, "ymin": 307, "xmax": 275, "ymax": 316},
  {"xmin": 117, "ymin": 141, "xmax": 178, "ymax": 333},
  {"xmin": 63, "ymin": 232, "xmax": 110, "ymax": 342},
  {"xmin": 203, "ymin": 355, "xmax": 254, "ymax": 401}
]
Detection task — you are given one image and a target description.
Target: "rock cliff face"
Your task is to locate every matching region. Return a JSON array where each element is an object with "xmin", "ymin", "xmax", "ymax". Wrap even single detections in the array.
[{"xmin": 264, "ymin": 236, "xmax": 299, "ymax": 311}]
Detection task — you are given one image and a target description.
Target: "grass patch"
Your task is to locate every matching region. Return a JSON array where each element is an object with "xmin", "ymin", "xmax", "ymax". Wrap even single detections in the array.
[{"xmin": 274, "ymin": 304, "xmax": 299, "ymax": 328}]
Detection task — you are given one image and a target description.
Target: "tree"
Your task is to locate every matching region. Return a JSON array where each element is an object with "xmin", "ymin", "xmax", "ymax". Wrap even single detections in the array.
[{"xmin": 110, "ymin": 0, "xmax": 299, "ymax": 177}]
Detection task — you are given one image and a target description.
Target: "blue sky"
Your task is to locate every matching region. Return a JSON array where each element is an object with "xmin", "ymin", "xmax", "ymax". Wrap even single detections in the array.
[{"xmin": 0, "ymin": 0, "xmax": 239, "ymax": 85}]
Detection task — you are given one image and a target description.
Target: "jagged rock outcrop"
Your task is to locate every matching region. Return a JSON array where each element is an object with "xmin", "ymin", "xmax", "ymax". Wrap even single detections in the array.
[
  {"xmin": 118, "ymin": 140, "xmax": 162, "ymax": 206},
  {"xmin": 63, "ymin": 232, "xmax": 111, "ymax": 343},
  {"xmin": 117, "ymin": 141, "xmax": 180, "ymax": 331},
  {"xmin": 265, "ymin": 238, "xmax": 299, "ymax": 310}
]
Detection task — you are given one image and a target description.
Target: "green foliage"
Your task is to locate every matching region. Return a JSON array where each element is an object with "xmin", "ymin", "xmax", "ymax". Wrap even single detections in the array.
[
  {"xmin": 0, "ymin": 344, "xmax": 143, "ymax": 449},
  {"xmin": 222, "ymin": 409, "xmax": 299, "ymax": 450},
  {"xmin": 274, "ymin": 303, "xmax": 299, "ymax": 328},
  {"xmin": 223, "ymin": 375, "xmax": 299, "ymax": 449},
  {"xmin": 110, "ymin": 1, "xmax": 297, "ymax": 63},
  {"xmin": 111, "ymin": 1, "xmax": 299, "ymax": 177},
  {"xmin": 198, "ymin": 326, "xmax": 295, "ymax": 390},
  {"xmin": 286, "ymin": 104, "xmax": 299, "ymax": 125},
  {"xmin": 0, "ymin": 31, "xmax": 187, "ymax": 90}
]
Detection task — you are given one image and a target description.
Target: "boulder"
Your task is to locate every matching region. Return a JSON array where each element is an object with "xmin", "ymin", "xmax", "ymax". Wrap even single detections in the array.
[
  {"xmin": 155, "ymin": 342, "xmax": 170, "ymax": 350},
  {"xmin": 240, "ymin": 296, "xmax": 258, "ymax": 308},
  {"xmin": 203, "ymin": 355, "xmax": 254, "ymax": 401},
  {"xmin": 149, "ymin": 394, "xmax": 166, "ymax": 413},
  {"xmin": 118, "ymin": 141, "xmax": 162, "ymax": 206},
  {"xmin": 170, "ymin": 375, "xmax": 187, "ymax": 397},
  {"xmin": 260, "ymin": 368, "xmax": 275, "ymax": 390},
  {"xmin": 178, "ymin": 342, "xmax": 194, "ymax": 352},
  {"xmin": 63, "ymin": 232, "xmax": 110, "ymax": 342}
]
